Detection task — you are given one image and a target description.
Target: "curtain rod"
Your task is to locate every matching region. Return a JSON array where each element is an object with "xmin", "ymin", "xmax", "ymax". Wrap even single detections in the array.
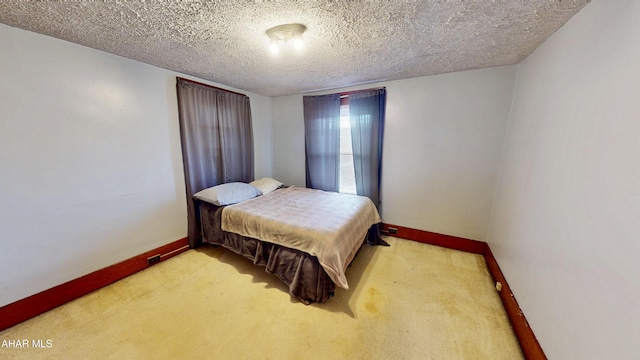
[
  {"xmin": 176, "ymin": 77, "xmax": 247, "ymax": 97},
  {"xmin": 339, "ymin": 87, "xmax": 386, "ymax": 97}
]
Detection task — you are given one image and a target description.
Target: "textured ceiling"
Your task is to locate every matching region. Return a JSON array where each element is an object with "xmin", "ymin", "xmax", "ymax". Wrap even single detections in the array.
[{"xmin": 0, "ymin": 1, "xmax": 589, "ymax": 97}]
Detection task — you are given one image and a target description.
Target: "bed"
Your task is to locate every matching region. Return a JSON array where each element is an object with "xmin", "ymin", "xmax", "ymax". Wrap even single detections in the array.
[{"xmin": 196, "ymin": 184, "xmax": 383, "ymax": 304}]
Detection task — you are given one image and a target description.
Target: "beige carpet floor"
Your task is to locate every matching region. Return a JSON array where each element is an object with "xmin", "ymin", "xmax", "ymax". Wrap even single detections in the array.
[{"xmin": 0, "ymin": 236, "xmax": 523, "ymax": 359}]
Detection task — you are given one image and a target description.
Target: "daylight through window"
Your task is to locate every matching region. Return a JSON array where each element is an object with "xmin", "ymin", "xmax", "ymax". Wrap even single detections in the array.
[{"xmin": 339, "ymin": 103, "xmax": 356, "ymax": 194}]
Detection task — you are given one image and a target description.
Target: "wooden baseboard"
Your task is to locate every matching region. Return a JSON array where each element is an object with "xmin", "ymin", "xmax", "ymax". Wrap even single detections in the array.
[
  {"xmin": 381, "ymin": 223, "xmax": 546, "ymax": 360},
  {"xmin": 380, "ymin": 223, "xmax": 486, "ymax": 254},
  {"xmin": 0, "ymin": 237, "xmax": 189, "ymax": 331},
  {"xmin": 483, "ymin": 246, "xmax": 547, "ymax": 360}
]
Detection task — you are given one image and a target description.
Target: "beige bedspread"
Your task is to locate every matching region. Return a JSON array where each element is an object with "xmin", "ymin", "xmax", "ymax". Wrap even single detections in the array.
[{"xmin": 221, "ymin": 186, "xmax": 381, "ymax": 289}]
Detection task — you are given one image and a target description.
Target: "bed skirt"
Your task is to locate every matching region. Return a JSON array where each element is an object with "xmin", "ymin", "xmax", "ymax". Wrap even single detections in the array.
[{"xmin": 198, "ymin": 201, "xmax": 380, "ymax": 304}]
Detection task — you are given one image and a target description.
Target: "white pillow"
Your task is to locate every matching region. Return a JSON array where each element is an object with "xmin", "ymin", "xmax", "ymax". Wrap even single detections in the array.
[
  {"xmin": 193, "ymin": 182, "xmax": 261, "ymax": 206},
  {"xmin": 249, "ymin": 177, "xmax": 283, "ymax": 195}
]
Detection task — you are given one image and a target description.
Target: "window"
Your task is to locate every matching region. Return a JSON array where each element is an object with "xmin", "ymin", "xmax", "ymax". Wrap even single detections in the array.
[
  {"xmin": 304, "ymin": 88, "xmax": 385, "ymax": 203},
  {"xmin": 339, "ymin": 102, "xmax": 356, "ymax": 194}
]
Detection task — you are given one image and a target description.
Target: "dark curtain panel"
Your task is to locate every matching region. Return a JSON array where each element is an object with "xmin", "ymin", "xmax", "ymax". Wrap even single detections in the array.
[
  {"xmin": 303, "ymin": 94, "xmax": 341, "ymax": 192},
  {"xmin": 176, "ymin": 78, "xmax": 254, "ymax": 247},
  {"xmin": 349, "ymin": 88, "xmax": 386, "ymax": 210}
]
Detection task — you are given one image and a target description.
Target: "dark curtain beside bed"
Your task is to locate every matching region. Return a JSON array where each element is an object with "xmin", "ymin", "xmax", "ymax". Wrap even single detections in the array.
[
  {"xmin": 349, "ymin": 88, "xmax": 386, "ymax": 210},
  {"xmin": 176, "ymin": 78, "xmax": 254, "ymax": 248},
  {"xmin": 303, "ymin": 94, "xmax": 341, "ymax": 192}
]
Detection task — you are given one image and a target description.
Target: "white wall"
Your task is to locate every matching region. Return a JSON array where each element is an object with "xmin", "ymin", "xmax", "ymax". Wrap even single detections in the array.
[
  {"xmin": 0, "ymin": 23, "xmax": 272, "ymax": 307},
  {"xmin": 272, "ymin": 66, "xmax": 516, "ymax": 241},
  {"xmin": 249, "ymin": 95, "xmax": 274, "ymax": 178},
  {"xmin": 487, "ymin": 1, "xmax": 640, "ymax": 358},
  {"xmin": 272, "ymin": 94, "xmax": 305, "ymax": 187}
]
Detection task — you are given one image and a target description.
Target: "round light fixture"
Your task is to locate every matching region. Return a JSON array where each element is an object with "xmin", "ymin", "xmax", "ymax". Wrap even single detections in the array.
[{"xmin": 266, "ymin": 23, "xmax": 307, "ymax": 54}]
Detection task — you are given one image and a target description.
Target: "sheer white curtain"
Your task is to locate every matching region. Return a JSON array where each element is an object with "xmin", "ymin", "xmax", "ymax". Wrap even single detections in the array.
[{"xmin": 176, "ymin": 78, "xmax": 254, "ymax": 247}]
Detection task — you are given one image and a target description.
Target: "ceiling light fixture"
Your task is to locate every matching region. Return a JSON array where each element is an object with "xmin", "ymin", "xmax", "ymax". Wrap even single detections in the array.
[{"xmin": 266, "ymin": 23, "xmax": 307, "ymax": 54}]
